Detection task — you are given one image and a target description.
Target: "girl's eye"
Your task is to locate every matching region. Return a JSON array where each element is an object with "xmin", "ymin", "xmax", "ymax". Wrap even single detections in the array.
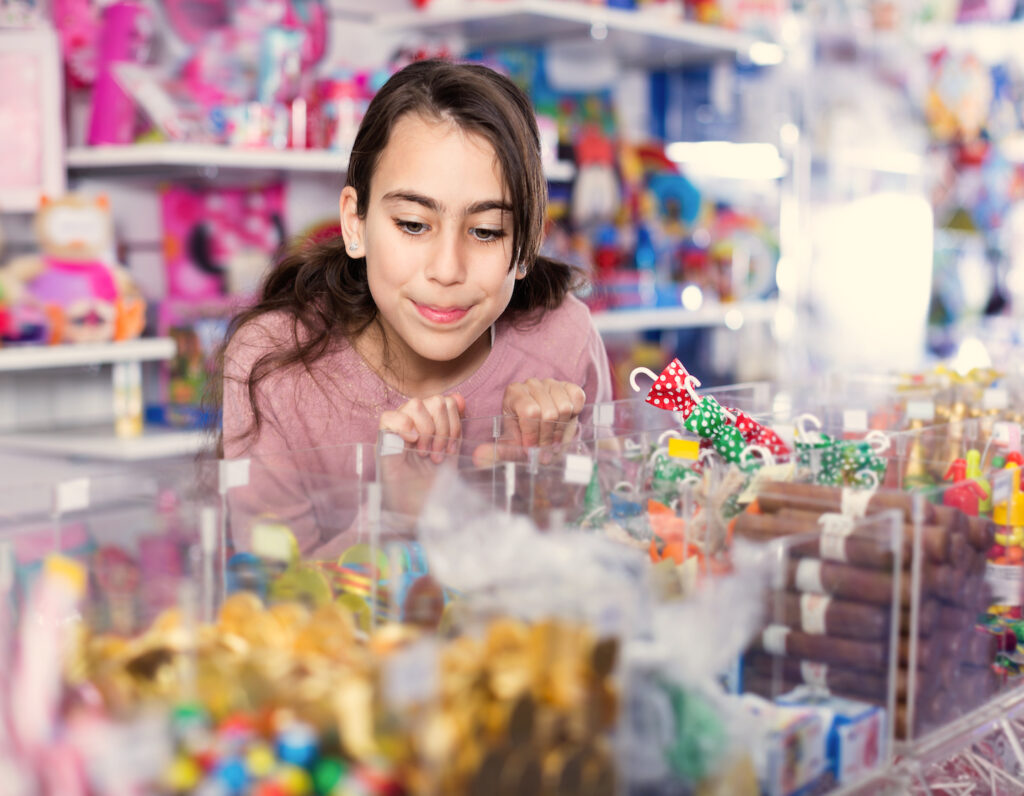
[
  {"xmin": 470, "ymin": 227, "xmax": 505, "ymax": 243},
  {"xmin": 396, "ymin": 219, "xmax": 428, "ymax": 235}
]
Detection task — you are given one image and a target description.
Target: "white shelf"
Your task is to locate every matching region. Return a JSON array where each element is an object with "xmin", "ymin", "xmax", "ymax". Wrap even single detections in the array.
[
  {"xmin": 370, "ymin": 0, "xmax": 783, "ymax": 66},
  {"xmin": 0, "ymin": 338, "xmax": 176, "ymax": 372},
  {"xmin": 0, "ymin": 425, "xmax": 210, "ymax": 461},
  {"xmin": 66, "ymin": 143, "xmax": 577, "ymax": 181},
  {"xmin": 591, "ymin": 300, "xmax": 778, "ymax": 333},
  {"xmin": 66, "ymin": 144, "xmax": 352, "ymax": 175}
]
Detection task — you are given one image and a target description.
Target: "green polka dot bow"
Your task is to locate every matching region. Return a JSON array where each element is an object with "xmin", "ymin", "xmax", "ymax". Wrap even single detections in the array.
[
  {"xmin": 796, "ymin": 422, "xmax": 889, "ymax": 488},
  {"xmin": 841, "ymin": 439, "xmax": 888, "ymax": 488},
  {"xmin": 796, "ymin": 433, "xmax": 842, "ymax": 485},
  {"xmin": 683, "ymin": 397, "xmax": 747, "ymax": 464}
]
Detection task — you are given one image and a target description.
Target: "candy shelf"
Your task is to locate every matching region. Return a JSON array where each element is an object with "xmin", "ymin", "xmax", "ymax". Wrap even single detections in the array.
[
  {"xmin": 363, "ymin": 0, "xmax": 784, "ymax": 67},
  {"xmin": 591, "ymin": 299, "xmax": 780, "ymax": 334},
  {"xmin": 0, "ymin": 424, "xmax": 209, "ymax": 461},
  {"xmin": 0, "ymin": 338, "xmax": 175, "ymax": 372}
]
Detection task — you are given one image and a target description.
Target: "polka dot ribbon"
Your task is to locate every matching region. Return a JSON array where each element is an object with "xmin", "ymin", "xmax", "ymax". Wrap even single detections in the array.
[
  {"xmin": 731, "ymin": 408, "xmax": 791, "ymax": 457},
  {"xmin": 796, "ymin": 435, "xmax": 886, "ymax": 487},
  {"xmin": 642, "ymin": 359, "xmax": 700, "ymax": 416},
  {"xmin": 683, "ymin": 397, "xmax": 747, "ymax": 464}
]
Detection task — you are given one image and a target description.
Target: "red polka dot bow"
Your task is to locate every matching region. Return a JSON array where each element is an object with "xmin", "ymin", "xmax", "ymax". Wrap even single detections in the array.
[
  {"xmin": 731, "ymin": 408, "xmax": 791, "ymax": 457},
  {"xmin": 641, "ymin": 359, "xmax": 700, "ymax": 417}
]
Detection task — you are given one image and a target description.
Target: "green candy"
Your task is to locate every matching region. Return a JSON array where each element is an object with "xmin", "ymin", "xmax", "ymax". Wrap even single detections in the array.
[{"xmin": 313, "ymin": 757, "xmax": 347, "ymax": 795}]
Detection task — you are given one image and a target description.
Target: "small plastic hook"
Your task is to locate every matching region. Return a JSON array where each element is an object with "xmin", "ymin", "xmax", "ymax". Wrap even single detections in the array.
[
  {"xmin": 740, "ymin": 444, "xmax": 775, "ymax": 468},
  {"xmin": 682, "ymin": 374, "xmax": 702, "ymax": 403},
  {"xmin": 657, "ymin": 429, "xmax": 682, "ymax": 447},
  {"xmin": 857, "ymin": 469, "xmax": 880, "ymax": 490},
  {"xmin": 865, "ymin": 429, "xmax": 890, "ymax": 454},
  {"xmin": 794, "ymin": 413, "xmax": 823, "ymax": 441},
  {"xmin": 629, "ymin": 366, "xmax": 659, "ymax": 393}
]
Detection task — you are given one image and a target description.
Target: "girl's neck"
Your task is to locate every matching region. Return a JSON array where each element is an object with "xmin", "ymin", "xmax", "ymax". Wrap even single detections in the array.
[{"xmin": 354, "ymin": 320, "xmax": 492, "ymax": 398}]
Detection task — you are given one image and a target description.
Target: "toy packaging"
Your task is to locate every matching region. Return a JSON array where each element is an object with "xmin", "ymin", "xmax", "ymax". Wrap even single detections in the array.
[{"xmin": 161, "ymin": 183, "xmax": 286, "ymax": 300}]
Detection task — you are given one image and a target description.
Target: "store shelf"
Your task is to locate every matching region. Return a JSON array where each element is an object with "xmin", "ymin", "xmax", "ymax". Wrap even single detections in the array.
[
  {"xmin": 591, "ymin": 300, "xmax": 779, "ymax": 334},
  {"xmin": 67, "ymin": 143, "xmax": 578, "ymax": 181},
  {"xmin": 0, "ymin": 338, "xmax": 175, "ymax": 372},
  {"xmin": 66, "ymin": 144, "xmax": 352, "ymax": 176},
  {"xmin": 369, "ymin": 0, "xmax": 783, "ymax": 67},
  {"xmin": 0, "ymin": 424, "xmax": 210, "ymax": 461}
]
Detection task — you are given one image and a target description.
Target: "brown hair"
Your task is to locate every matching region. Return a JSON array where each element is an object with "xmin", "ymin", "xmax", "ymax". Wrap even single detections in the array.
[{"xmin": 217, "ymin": 58, "xmax": 579, "ymax": 449}]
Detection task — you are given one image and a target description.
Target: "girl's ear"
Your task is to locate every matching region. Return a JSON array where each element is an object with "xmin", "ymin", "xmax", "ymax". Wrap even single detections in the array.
[{"xmin": 339, "ymin": 186, "xmax": 365, "ymax": 255}]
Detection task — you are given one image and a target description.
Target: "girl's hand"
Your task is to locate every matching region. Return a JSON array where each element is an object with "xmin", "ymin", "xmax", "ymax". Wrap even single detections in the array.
[
  {"xmin": 379, "ymin": 393, "xmax": 466, "ymax": 463},
  {"xmin": 502, "ymin": 378, "xmax": 585, "ymax": 449}
]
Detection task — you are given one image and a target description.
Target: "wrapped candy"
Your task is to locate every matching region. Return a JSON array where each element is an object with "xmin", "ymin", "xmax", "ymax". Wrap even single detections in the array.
[
  {"xmin": 683, "ymin": 398, "xmax": 747, "ymax": 465},
  {"xmin": 631, "ymin": 360, "xmax": 791, "ymax": 465},
  {"xmin": 794, "ymin": 415, "xmax": 889, "ymax": 489}
]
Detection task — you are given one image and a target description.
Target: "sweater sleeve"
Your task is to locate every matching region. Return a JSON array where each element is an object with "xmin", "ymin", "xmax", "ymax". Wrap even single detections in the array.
[
  {"xmin": 221, "ymin": 318, "xmax": 323, "ymax": 556},
  {"xmin": 577, "ymin": 314, "xmax": 614, "ymax": 406}
]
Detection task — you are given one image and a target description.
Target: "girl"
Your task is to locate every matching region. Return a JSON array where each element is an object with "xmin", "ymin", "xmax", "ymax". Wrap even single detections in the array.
[{"xmin": 221, "ymin": 59, "xmax": 613, "ymax": 554}]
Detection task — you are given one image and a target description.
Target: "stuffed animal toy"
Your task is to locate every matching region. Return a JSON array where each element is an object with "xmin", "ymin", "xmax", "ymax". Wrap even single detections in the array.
[{"xmin": 0, "ymin": 193, "xmax": 145, "ymax": 344}]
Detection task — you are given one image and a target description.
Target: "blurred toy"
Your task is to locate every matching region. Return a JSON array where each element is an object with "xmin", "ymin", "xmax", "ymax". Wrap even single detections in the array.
[
  {"xmin": 161, "ymin": 183, "xmax": 286, "ymax": 299},
  {"xmin": 0, "ymin": 194, "xmax": 145, "ymax": 344},
  {"xmin": 52, "ymin": 0, "xmax": 101, "ymax": 89},
  {"xmin": 571, "ymin": 125, "xmax": 620, "ymax": 228},
  {"xmin": 925, "ymin": 49, "xmax": 993, "ymax": 143},
  {"xmin": 87, "ymin": 0, "xmax": 152, "ymax": 146}
]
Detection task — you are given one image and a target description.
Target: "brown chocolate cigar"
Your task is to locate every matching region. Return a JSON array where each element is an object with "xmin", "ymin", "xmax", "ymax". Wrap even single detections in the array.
[
  {"xmin": 901, "ymin": 599, "xmax": 940, "ymax": 637},
  {"xmin": 754, "ymin": 625, "xmax": 888, "ymax": 670},
  {"xmin": 771, "ymin": 591, "xmax": 890, "ymax": 641},
  {"xmin": 740, "ymin": 504, "xmax": 952, "ymax": 565},
  {"xmin": 786, "ymin": 558, "xmax": 961, "ymax": 605},
  {"xmin": 755, "ymin": 482, "xmax": 936, "ymax": 524},
  {"xmin": 745, "ymin": 652, "xmax": 918, "ymax": 702}
]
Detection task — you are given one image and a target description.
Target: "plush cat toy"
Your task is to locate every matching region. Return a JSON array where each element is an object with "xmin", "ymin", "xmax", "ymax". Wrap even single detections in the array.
[{"xmin": 2, "ymin": 194, "xmax": 145, "ymax": 344}]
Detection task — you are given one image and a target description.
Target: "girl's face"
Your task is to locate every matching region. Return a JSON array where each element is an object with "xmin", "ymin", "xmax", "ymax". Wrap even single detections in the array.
[{"xmin": 341, "ymin": 113, "xmax": 521, "ymax": 385}]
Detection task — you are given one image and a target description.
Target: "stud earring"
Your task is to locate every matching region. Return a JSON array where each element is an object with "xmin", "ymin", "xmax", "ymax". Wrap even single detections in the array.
[
  {"xmin": 348, "ymin": 241, "xmax": 359, "ymax": 252},
  {"xmin": 517, "ymin": 262, "xmax": 527, "ymax": 276}
]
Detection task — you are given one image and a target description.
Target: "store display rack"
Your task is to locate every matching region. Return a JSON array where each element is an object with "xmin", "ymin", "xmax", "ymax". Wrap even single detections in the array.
[
  {"xmin": 356, "ymin": 0, "xmax": 784, "ymax": 66},
  {"xmin": 0, "ymin": 338, "xmax": 207, "ymax": 461},
  {"xmin": 65, "ymin": 144, "xmax": 352, "ymax": 176},
  {"xmin": 0, "ymin": 338, "xmax": 173, "ymax": 372},
  {"xmin": 66, "ymin": 143, "xmax": 578, "ymax": 182}
]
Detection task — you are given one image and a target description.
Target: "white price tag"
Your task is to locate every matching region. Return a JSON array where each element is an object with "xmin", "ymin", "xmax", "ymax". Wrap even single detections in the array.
[
  {"xmin": 54, "ymin": 478, "xmax": 90, "ymax": 514},
  {"xmin": 994, "ymin": 422, "xmax": 1022, "ymax": 452},
  {"xmin": 379, "ymin": 432, "xmax": 405, "ymax": 456},
  {"xmin": 761, "ymin": 624, "xmax": 790, "ymax": 655},
  {"xmin": 251, "ymin": 522, "xmax": 295, "ymax": 562},
  {"xmin": 795, "ymin": 558, "xmax": 825, "ymax": 594},
  {"xmin": 984, "ymin": 388, "xmax": 1009, "ymax": 410},
  {"xmin": 843, "ymin": 409, "xmax": 868, "ymax": 432},
  {"xmin": 906, "ymin": 400, "xmax": 935, "ymax": 422},
  {"xmin": 564, "ymin": 453, "xmax": 593, "ymax": 485},
  {"xmin": 219, "ymin": 458, "xmax": 251, "ymax": 493},
  {"xmin": 594, "ymin": 403, "xmax": 615, "ymax": 428},
  {"xmin": 992, "ymin": 470, "xmax": 1014, "ymax": 506},
  {"xmin": 383, "ymin": 639, "xmax": 439, "ymax": 709}
]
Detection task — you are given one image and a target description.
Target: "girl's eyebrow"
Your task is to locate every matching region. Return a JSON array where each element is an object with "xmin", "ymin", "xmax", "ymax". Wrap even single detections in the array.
[{"xmin": 381, "ymin": 190, "xmax": 511, "ymax": 216}]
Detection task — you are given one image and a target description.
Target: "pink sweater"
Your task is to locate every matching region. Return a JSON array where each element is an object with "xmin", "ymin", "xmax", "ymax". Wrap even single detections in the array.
[{"xmin": 222, "ymin": 294, "xmax": 612, "ymax": 555}]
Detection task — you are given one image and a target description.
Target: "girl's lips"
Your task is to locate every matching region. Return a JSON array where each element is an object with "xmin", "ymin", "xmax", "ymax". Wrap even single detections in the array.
[{"xmin": 414, "ymin": 303, "xmax": 469, "ymax": 324}]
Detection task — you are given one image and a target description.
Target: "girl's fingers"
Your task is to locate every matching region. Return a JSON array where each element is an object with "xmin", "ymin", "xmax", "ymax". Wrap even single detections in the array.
[{"xmin": 379, "ymin": 410, "xmax": 420, "ymax": 445}]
